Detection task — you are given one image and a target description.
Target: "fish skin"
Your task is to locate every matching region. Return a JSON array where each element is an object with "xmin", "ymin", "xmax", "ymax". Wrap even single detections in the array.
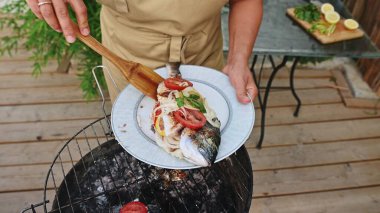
[{"xmin": 180, "ymin": 121, "xmax": 221, "ymax": 166}]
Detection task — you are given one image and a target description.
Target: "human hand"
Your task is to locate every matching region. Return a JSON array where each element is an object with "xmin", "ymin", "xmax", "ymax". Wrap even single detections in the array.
[
  {"xmin": 222, "ymin": 61, "xmax": 258, "ymax": 104},
  {"xmin": 26, "ymin": 0, "xmax": 89, "ymax": 43}
]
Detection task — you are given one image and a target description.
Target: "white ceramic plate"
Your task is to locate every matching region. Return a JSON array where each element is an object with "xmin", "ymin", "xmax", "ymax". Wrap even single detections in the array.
[{"xmin": 111, "ymin": 65, "xmax": 255, "ymax": 169}]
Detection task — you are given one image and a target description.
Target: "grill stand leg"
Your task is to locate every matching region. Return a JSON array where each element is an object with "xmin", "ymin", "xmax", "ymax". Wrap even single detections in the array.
[
  {"xmin": 251, "ymin": 55, "xmax": 288, "ymax": 149},
  {"xmin": 290, "ymin": 57, "xmax": 301, "ymax": 117}
]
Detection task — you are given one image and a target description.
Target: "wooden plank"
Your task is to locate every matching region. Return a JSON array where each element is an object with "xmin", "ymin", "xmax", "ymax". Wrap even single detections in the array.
[
  {"xmin": 247, "ymin": 138, "xmax": 380, "ymax": 170},
  {"xmin": 0, "ymin": 190, "xmax": 54, "ymax": 213},
  {"xmin": 260, "ymin": 103, "xmax": 380, "ymax": 126},
  {"xmin": 256, "ymin": 67, "xmax": 332, "ymax": 79},
  {"xmin": 286, "ymin": 8, "xmax": 364, "ymax": 44},
  {"xmin": 0, "ymin": 118, "xmax": 110, "ymax": 143},
  {"xmin": 332, "ymin": 70, "xmax": 353, "ymax": 103},
  {"xmin": 0, "ymin": 163, "xmax": 71, "ymax": 192},
  {"xmin": 246, "ymin": 118, "xmax": 380, "ymax": 147},
  {"xmin": 332, "ymin": 70, "xmax": 380, "ymax": 109},
  {"xmin": 260, "ymin": 77, "xmax": 334, "ymax": 89},
  {"xmin": 0, "ymin": 102, "xmax": 111, "ymax": 123},
  {"xmin": 0, "ymin": 48, "xmax": 34, "ymax": 61},
  {"xmin": 0, "ymin": 138, "xmax": 108, "ymax": 167},
  {"xmin": 0, "ymin": 60, "xmax": 58, "ymax": 74},
  {"xmin": 0, "ymin": 73, "xmax": 80, "ymax": 89},
  {"xmin": 253, "ymin": 160, "xmax": 380, "ymax": 197},
  {"xmin": 345, "ymin": 97, "xmax": 380, "ymax": 109},
  {"xmin": 0, "ymin": 86, "xmax": 86, "ymax": 105},
  {"xmin": 253, "ymin": 88, "xmax": 341, "ymax": 108},
  {"xmin": 250, "ymin": 186, "xmax": 380, "ymax": 213}
]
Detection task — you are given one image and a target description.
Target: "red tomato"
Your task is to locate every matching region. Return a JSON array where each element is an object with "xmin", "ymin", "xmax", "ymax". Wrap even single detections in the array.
[
  {"xmin": 173, "ymin": 108, "xmax": 206, "ymax": 130},
  {"xmin": 164, "ymin": 77, "xmax": 193, "ymax": 91},
  {"xmin": 120, "ymin": 201, "xmax": 148, "ymax": 213},
  {"xmin": 153, "ymin": 102, "xmax": 161, "ymax": 124}
]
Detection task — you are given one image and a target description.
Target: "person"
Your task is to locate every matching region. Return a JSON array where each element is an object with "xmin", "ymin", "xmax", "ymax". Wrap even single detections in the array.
[{"xmin": 27, "ymin": 0, "xmax": 262, "ymax": 104}]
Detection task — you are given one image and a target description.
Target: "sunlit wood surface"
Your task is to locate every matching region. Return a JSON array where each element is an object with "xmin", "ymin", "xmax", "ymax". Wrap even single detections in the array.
[{"xmin": 0, "ymin": 49, "xmax": 379, "ymax": 213}]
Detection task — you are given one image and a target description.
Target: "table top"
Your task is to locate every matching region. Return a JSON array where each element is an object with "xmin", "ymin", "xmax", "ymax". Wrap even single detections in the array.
[{"xmin": 222, "ymin": 0, "xmax": 380, "ymax": 58}]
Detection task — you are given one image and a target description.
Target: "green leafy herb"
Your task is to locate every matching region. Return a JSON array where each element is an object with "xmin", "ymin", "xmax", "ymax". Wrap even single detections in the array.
[
  {"xmin": 176, "ymin": 97, "xmax": 185, "ymax": 107},
  {"xmin": 189, "ymin": 94, "xmax": 200, "ymax": 100},
  {"xmin": 186, "ymin": 97, "xmax": 207, "ymax": 113},
  {"xmin": 176, "ymin": 93, "xmax": 206, "ymax": 113},
  {"xmin": 294, "ymin": 3, "xmax": 321, "ymax": 23}
]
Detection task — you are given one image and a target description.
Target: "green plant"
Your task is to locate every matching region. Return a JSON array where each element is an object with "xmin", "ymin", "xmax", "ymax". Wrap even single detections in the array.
[{"xmin": 0, "ymin": 0, "xmax": 106, "ymax": 100}]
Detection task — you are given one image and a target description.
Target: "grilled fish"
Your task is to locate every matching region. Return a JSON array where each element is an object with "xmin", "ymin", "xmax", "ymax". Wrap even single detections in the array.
[{"xmin": 152, "ymin": 63, "xmax": 221, "ymax": 167}]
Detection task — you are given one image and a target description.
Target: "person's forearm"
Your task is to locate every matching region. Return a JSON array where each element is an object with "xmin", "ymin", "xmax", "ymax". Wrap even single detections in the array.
[{"xmin": 227, "ymin": 0, "xmax": 263, "ymax": 65}]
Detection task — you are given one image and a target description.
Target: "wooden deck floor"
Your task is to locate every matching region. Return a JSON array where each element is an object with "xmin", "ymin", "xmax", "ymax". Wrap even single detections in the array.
[{"xmin": 1, "ymin": 50, "xmax": 380, "ymax": 213}]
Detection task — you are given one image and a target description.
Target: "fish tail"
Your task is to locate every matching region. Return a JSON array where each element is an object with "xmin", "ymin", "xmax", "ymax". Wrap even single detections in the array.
[{"xmin": 166, "ymin": 62, "xmax": 182, "ymax": 78}]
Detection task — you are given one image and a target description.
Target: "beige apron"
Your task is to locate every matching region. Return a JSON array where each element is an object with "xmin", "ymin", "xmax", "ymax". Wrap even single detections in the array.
[{"xmin": 98, "ymin": 0, "xmax": 228, "ymax": 102}]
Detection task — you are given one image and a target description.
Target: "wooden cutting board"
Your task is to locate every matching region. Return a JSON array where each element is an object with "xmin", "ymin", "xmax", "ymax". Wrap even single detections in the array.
[{"xmin": 286, "ymin": 8, "xmax": 364, "ymax": 44}]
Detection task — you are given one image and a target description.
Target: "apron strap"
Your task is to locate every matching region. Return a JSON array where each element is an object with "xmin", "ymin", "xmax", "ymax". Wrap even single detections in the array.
[{"xmin": 169, "ymin": 36, "xmax": 182, "ymax": 63}]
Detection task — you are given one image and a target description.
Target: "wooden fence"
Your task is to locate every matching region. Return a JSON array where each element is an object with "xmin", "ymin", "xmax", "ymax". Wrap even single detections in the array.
[{"xmin": 343, "ymin": 0, "xmax": 380, "ymax": 96}]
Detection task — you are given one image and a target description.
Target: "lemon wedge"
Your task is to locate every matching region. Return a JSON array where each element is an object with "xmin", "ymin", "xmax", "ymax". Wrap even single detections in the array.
[
  {"xmin": 325, "ymin": 11, "xmax": 340, "ymax": 24},
  {"xmin": 155, "ymin": 115, "xmax": 166, "ymax": 136},
  {"xmin": 321, "ymin": 3, "xmax": 334, "ymax": 14},
  {"xmin": 344, "ymin": 19, "xmax": 359, "ymax": 30}
]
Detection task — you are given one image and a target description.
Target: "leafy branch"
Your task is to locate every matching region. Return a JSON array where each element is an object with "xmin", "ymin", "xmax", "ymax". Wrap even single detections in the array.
[{"xmin": 0, "ymin": 0, "xmax": 106, "ymax": 100}]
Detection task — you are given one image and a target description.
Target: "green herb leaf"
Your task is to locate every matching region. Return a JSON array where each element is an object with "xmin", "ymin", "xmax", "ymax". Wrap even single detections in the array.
[
  {"xmin": 183, "ymin": 95, "xmax": 207, "ymax": 113},
  {"xmin": 294, "ymin": 3, "xmax": 321, "ymax": 23},
  {"xmin": 189, "ymin": 94, "xmax": 200, "ymax": 100},
  {"xmin": 176, "ymin": 97, "xmax": 185, "ymax": 107}
]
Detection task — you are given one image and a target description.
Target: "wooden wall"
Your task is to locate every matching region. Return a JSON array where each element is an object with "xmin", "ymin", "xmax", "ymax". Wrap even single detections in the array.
[{"xmin": 343, "ymin": 0, "xmax": 380, "ymax": 96}]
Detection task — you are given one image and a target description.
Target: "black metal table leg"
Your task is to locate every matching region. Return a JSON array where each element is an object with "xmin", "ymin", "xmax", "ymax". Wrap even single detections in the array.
[
  {"xmin": 251, "ymin": 55, "xmax": 288, "ymax": 149},
  {"xmin": 289, "ymin": 57, "xmax": 301, "ymax": 117}
]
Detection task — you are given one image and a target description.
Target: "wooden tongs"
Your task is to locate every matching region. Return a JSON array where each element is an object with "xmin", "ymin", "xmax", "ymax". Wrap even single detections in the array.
[{"xmin": 73, "ymin": 24, "xmax": 164, "ymax": 100}]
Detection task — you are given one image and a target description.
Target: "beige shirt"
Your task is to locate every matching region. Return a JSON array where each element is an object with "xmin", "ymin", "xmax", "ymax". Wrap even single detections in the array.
[{"xmin": 98, "ymin": 0, "xmax": 228, "ymax": 101}]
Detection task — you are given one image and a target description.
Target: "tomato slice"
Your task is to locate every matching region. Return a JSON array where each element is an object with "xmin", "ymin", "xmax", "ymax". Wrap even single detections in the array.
[
  {"xmin": 173, "ymin": 108, "xmax": 206, "ymax": 130},
  {"xmin": 153, "ymin": 102, "xmax": 161, "ymax": 125},
  {"xmin": 120, "ymin": 201, "xmax": 148, "ymax": 213},
  {"xmin": 164, "ymin": 77, "xmax": 193, "ymax": 91}
]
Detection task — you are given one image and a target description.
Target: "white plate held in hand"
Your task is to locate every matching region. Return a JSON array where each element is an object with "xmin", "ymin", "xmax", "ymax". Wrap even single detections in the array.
[{"xmin": 111, "ymin": 65, "xmax": 255, "ymax": 169}]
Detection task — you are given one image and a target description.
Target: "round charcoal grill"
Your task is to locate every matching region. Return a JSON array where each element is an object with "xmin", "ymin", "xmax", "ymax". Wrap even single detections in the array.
[
  {"xmin": 21, "ymin": 67, "xmax": 253, "ymax": 213},
  {"xmin": 21, "ymin": 115, "xmax": 253, "ymax": 213}
]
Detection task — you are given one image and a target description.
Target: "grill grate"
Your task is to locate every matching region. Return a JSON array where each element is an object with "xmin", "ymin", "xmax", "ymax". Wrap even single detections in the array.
[{"xmin": 21, "ymin": 115, "xmax": 253, "ymax": 213}]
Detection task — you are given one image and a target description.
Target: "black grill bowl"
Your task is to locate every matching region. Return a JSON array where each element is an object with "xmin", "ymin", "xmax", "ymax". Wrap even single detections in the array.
[{"xmin": 51, "ymin": 139, "xmax": 253, "ymax": 213}]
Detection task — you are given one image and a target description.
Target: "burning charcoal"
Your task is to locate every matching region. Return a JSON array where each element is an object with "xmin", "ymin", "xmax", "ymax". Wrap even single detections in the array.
[{"xmin": 51, "ymin": 139, "xmax": 252, "ymax": 213}]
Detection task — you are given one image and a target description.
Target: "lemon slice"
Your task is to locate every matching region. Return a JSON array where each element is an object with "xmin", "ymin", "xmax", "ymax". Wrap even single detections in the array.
[
  {"xmin": 344, "ymin": 19, "xmax": 359, "ymax": 30},
  {"xmin": 325, "ymin": 11, "xmax": 340, "ymax": 24},
  {"xmin": 155, "ymin": 115, "xmax": 166, "ymax": 136},
  {"xmin": 321, "ymin": 3, "xmax": 334, "ymax": 14}
]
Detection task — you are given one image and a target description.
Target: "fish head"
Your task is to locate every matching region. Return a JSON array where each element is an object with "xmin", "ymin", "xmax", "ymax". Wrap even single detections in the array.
[{"xmin": 179, "ymin": 124, "xmax": 221, "ymax": 167}]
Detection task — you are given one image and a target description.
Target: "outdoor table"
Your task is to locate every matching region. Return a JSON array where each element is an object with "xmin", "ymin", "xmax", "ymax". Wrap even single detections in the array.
[{"xmin": 223, "ymin": 0, "xmax": 380, "ymax": 148}]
